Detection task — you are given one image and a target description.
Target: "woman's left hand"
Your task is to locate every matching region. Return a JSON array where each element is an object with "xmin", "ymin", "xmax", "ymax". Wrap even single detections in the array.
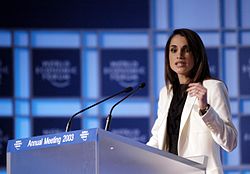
[{"xmin": 187, "ymin": 83, "xmax": 208, "ymax": 110}]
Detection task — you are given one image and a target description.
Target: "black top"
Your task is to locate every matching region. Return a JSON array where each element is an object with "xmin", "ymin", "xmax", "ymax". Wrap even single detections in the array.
[{"xmin": 167, "ymin": 84, "xmax": 188, "ymax": 155}]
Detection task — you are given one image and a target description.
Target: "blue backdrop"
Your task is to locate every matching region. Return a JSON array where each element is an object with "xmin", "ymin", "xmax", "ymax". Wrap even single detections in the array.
[{"xmin": 0, "ymin": 0, "xmax": 250, "ymax": 173}]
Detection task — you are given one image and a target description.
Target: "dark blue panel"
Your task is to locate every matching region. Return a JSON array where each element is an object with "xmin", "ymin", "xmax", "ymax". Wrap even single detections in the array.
[
  {"xmin": 32, "ymin": 49, "xmax": 81, "ymax": 97},
  {"xmin": 0, "ymin": 0, "xmax": 149, "ymax": 29},
  {"xmin": 0, "ymin": 48, "xmax": 13, "ymax": 97},
  {"xmin": 101, "ymin": 117, "xmax": 149, "ymax": 143},
  {"xmin": 100, "ymin": 49, "xmax": 149, "ymax": 97},
  {"xmin": 206, "ymin": 48, "xmax": 219, "ymax": 79},
  {"xmin": 240, "ymin": 116, "xmax": 250, "ymax": 164},
  {"xmin": 33, "ymin": 117, "xmax": 81, "ymax": 136},
  {"xmin": 239, "ymin": 47, "xmax": 250, "ymax": 95},
  {"xmin": 0, "ymin": 117, "xmax": 14, "ymax": 168}
]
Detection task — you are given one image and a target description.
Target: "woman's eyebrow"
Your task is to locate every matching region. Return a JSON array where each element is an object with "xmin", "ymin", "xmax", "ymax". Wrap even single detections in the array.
[
  {"xmin": 170, "ymin": 44, "xmax": 189, "ymax": 48},
  {"xmin": 170, "ymin": 45, "xmax": 177, "ymax": 47}
]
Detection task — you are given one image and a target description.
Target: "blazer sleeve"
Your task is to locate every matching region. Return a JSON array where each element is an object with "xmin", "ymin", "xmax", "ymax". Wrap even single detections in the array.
[{"xmin": 201, "ymin": 81, "xmax": 238, "ymax": 152}]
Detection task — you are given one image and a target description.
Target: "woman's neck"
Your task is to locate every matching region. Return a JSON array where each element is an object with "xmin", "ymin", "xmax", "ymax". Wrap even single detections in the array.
[{"xmin": 178, "ymin": 76, "xmax": 190, "ymax": 84}]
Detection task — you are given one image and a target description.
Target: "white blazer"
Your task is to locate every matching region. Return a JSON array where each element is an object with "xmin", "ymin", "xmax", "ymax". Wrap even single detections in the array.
[{"xmin": 147, "ymin": 79, "xmax": 237, "ymax": 174}]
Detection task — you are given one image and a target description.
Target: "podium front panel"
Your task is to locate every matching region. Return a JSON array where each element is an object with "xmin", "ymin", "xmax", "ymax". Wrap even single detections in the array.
[
  {"xmin": 8, "ymin": 142, "xmax": 96, "ymax": 174},
  {"xmin": 98, "ymin": 130, "xmax": 206, "ymax": 174}
]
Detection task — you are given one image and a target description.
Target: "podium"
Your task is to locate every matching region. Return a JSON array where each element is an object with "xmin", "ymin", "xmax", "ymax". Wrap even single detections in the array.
[{"xmin": 7, "ymin": 128, "xmax": 206, "ymax": 174}]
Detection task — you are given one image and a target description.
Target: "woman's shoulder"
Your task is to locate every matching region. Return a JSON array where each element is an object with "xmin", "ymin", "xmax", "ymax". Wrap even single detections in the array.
[
  {"xmin": 203, "ymin": 79, "xmax": 227, "ymax": 90},
  {"xmin": 159, "ymin": 86, "xmax": 167, "ymax": 94},
  {"xmin": 159, "ymin": 85, "xmax": 172, "ymax": 96}
]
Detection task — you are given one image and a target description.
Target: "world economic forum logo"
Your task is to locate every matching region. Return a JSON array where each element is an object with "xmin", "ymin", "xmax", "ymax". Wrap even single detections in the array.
[
  {"xmin": 101, "ymin": 49, "xmax": 148, "ymax": 97},
  {"xmin": 35, "ymin": 60, "xmax": 77, "ymax": 88},
  {"xmin": 14, "ymin": 140, "xmax": 22, "ymax": 150},
  {"xmin": 0, "ymin": 60, "xmax": 9, "ymax": 85},
  {"xmin": 103, "ymin": 60, "xmax": 146, "ymax": 87},
  {"xmin": 242, "ymin": 58, "xmax": 250, "ymax": 78},
  {"xmin": 80, "ymin": 131, "xmax": 89, "ymax": 141}
]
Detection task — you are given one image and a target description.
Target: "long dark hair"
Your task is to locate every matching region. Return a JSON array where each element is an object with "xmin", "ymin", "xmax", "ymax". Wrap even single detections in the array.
[{"xmin": 164, "ymin": 28, "xmax": 211, "ymax": 88}]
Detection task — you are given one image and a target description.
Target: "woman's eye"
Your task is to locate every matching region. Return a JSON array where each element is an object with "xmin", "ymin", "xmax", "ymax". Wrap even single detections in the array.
[
  {"xmin": 170, "ymin": 48, "xmax": 176, "ymax": 53},
  {"xmin": 183, "ymin": 47, "xmax": 190, "ymax": 53}
]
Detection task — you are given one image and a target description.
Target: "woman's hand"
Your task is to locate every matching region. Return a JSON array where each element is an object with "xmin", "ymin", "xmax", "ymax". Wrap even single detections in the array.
[{"xmin": 187, "ymin": 83, "xmax": 208, "ymax": 110}]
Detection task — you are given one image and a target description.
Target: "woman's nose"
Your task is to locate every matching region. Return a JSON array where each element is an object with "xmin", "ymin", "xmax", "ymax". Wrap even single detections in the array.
[{"xmin": 177, "ymin": 50, "xmax": 184, "ymax": 59}]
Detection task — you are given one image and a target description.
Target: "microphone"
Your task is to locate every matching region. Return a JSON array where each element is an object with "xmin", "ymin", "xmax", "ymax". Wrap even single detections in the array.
[
  {"xmin": 104, "ymin": 82, "xmax": 146, "ymax": 131},
  {"xmin": 65, "ymin": 86, "xmax": 133, "ymax": 132}
]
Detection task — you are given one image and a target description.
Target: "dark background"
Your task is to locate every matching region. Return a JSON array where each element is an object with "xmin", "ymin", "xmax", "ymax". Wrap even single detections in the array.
[{"xmin": 0, "ymin": 0, "xmax": 149, "ymax": 29}]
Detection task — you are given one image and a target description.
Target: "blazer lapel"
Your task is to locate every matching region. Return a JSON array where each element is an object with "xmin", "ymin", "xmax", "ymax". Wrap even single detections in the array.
[{"xmin": 179, "ymin": 94, "xmax": 197, "ymax": 135}]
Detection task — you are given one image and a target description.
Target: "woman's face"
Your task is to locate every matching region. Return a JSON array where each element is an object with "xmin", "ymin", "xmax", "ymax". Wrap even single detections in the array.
[{"xmin": 169, "ymin": 34, "xmax": 194, "ymax": 84}]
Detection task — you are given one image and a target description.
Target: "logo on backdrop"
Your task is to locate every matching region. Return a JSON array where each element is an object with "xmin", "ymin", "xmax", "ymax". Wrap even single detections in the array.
[
  {"xmin": 101, "ymin": 49, "xmax": 149, "ymax": 97},
  {"xmin": 0, "ymin": 48, "xmax": 13, "ymax": 97},
  {"xmin": 32, "ymin": 49, "xmax": 81, "ymax": 97},
  {"xmin": 103, "ymin": 60, "xmax": 145, "ymax": 87},
  {"xmin": 0, "ymin": 60, "xmax": 9, "ymax": 84},
  {"xmin": 240, "ymin": 116, "xmax": 250, "ymax": 164},
  {"xmin": 206, "ymin": 48, "xmax": 219, "ymax": 78},
  {"xmin": 242, "ymin": 59, "xmax": 250, "ymax": 77},
  {"xmin": 35, "ymin": 60, "xmax": 76, "ymax": 88},
  {"xmin": 239, "ymin": 47, "xmax": 250, "ymax": 95}
]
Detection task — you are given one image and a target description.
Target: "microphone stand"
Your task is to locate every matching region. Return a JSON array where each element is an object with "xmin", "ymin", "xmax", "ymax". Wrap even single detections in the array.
[
  {"xmin": 104, "ymin": 82, "xmax": 145, "ymax": 131},
  {"xmin": 65, "ymin": 87, "xmax": 133, "ymax": 132}
]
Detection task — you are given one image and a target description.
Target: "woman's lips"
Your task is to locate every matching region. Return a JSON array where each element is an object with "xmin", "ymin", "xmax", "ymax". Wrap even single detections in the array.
[{"xmin": 175, "ymin": 61, "xmax": 186, "ymax": 67}]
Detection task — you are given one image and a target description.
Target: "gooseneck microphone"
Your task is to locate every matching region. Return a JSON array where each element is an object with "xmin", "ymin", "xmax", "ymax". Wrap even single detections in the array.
[
  {"xmin": 104, "ymin": 82, "xmax": 146, "ymax": 131},
  {"xmin": 65, "ymin": 86, "xmax": 133, "ymax": 132}
]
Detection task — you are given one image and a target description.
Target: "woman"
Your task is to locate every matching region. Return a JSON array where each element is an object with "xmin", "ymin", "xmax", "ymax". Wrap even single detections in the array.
[{"xmin": 147, "ymin": 28, "xmax": 237, "ymax": 174}]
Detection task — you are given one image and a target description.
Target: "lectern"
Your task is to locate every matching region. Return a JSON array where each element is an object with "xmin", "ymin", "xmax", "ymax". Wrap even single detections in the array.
[{"xmin": 7, "ymin": 128, "xmax": 206, "ymax": 174}]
